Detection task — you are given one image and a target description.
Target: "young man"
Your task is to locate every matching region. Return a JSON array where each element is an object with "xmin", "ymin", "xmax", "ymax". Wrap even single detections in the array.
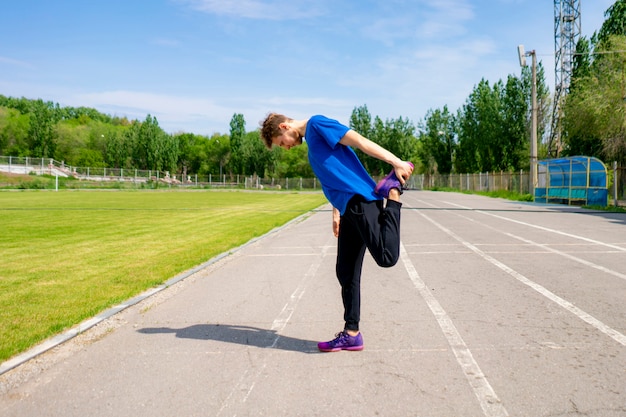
[{"xmin": 260, "ymin": 113, "xmax": 413, "ymax": 352}]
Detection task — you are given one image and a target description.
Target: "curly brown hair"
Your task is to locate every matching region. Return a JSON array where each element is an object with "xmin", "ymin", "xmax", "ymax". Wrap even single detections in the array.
[{"xmin": 259, "ymin": 113, "xmax": 291, "ymax": 149}]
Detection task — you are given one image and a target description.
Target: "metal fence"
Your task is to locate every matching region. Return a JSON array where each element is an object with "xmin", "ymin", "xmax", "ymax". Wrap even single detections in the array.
[
  {"xmin": 412, "ymin": 171, "xmax": 531, "ymax": 194},
  {"xmin": 0, "ymin": 156, "xmax": 321, "ymax": 190},
  {"xmin": 1, "ymin": 155, "xmax": 623, "ymax": 200}
]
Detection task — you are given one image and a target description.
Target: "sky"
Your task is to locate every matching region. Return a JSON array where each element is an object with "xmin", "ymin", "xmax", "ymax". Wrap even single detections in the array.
[{"xmin": 0, "ymin": 0, "xmax": 617, "ymax": 136}]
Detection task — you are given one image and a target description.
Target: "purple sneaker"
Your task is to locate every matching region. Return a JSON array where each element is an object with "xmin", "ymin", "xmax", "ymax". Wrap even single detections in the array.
[
  {"xmin": 374, "ymin": 162, "xmax": 414, "ymax": 198},
  {"xmin": 318, "ymin": 331, "xmax": 364, "ymax": 352}
]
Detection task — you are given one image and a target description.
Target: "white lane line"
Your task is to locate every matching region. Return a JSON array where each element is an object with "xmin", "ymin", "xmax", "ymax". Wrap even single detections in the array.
[
  {"xmin": 217, "ymin": 241, "xmax": 332, "ymax": 416},
  {"xmin": 400, "ymin": 243, "xmax": 510, "ymax": 417},
  {"xmin": 501, "ymin": 231, "xmax": 626, "ymax": 281},
  {"xmin": 268, "ymin": 243, "xmax": 331, "ymax": 346},
  {"xmin": 416, "ymin": 211, "xmax": 626, "ymax": 347},
  {"xmin": 437, "ymin": 202, "xmax": 626, "ymax": 282},
  {"xmin": 443, "ymin": 201, "xmax": 626, "ymax": 252}
]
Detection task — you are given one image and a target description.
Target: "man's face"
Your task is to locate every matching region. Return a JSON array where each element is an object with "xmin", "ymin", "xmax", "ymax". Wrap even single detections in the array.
[{"xmin": 271, "ymin": 124, "xmax": 302, "ymax": 150}]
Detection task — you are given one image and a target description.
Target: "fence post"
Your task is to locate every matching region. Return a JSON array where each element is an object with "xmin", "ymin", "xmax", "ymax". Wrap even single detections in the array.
[{"xmin": 614, "ymin": 161, "xmax": 619, "ymax": 207}]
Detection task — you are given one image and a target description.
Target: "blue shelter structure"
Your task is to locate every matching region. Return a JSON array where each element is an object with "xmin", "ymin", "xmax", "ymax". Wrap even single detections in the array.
[{"xmin": 534, "ymin": 156, "xmax": 608, "ymax": 206}]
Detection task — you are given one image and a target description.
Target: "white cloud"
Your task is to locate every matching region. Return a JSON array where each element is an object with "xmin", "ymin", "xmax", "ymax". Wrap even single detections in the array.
[
  {"xmin": 79, "ymin": 91, "xmax": 218, "ymax": 116},
  {"xmin": 416, "ymin": 0, "xmax": 474, "ymax": 38},
  {"xmin": 151, "ymin": 38, "xmax": 181, "ymax": 47},
  {"xmin": 423, "ymin": 0, "xmax": 474, "ymax": 18},
  {"xmin": 70, "ymin": 90, "xmax": 355, "ymax": 134},
  {"xmin": 0, "ymin": 55, "xmax": 33, "ymax": 69},
  {"xmin": 175, "ymin": 0, "xmax": 327, "ymax": 20},
  {"xmin": 73, "ymin": 90, "xmax": 236, "ymax": 132},
  {"xmin": 362, "ymin": 16, "xmax": 416, "ymax": 47}
]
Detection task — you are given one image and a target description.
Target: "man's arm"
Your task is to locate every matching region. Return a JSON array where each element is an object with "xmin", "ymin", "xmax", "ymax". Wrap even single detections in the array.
[{"xmin": 339, "ymin": 129, "xmax": 413, "ymax": 184}]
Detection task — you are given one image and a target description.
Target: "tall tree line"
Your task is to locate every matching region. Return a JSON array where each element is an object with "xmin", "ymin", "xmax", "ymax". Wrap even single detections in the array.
[
  {"xmin": 415, "ymin": 62, "xmax": 550, "ymax": 175},
  {"xmin": 0, "ymin": 96, "xmax": 418, "ymax": 179}
]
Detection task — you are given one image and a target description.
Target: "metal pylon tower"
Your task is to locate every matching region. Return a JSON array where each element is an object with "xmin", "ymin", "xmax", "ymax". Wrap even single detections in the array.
[{"xmin": 549, "ymin": 0, "xmax": 581, "ymax": 157}]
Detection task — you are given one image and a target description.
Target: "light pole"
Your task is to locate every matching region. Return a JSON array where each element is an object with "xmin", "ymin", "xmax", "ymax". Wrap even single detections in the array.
[{"xmin": 518, "ymin": 44, "xmax": 537, "ymax": 197}]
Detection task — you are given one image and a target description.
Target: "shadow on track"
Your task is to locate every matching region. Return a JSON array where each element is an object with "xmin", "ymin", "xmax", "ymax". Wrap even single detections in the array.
[{"xmin": 137, "ymin": 324, "xmax": 320, "ymax": 354}]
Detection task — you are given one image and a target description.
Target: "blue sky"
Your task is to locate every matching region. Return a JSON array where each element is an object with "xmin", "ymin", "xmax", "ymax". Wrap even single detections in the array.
[{"xmin": 0, "ymin": 0, "xmax": 616, "ymax": 136}]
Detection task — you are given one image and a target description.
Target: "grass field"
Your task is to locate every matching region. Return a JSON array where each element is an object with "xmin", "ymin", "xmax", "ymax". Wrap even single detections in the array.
[{"xmin": 0, "ymin": 190, "xmax": 327, "ymax": 363}]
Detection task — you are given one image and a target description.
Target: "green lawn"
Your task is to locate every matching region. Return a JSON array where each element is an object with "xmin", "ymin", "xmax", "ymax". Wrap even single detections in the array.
[{"xmin": 0, "ymin": 190, "xmax": 327, "ymax": 362}]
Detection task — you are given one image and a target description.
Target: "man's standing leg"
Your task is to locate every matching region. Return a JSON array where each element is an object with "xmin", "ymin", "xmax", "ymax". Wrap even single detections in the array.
[
  {"xmin": 317, "ymin": 199, "xmax": 366, "ymax": 352},
  {"xmin": 335, "ymin": 208, "xmax": 366, "ymax": 332}
]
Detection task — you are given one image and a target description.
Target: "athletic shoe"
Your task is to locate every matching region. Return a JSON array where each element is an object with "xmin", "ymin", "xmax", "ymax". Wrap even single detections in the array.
[
  {"xmin": 317, "ymin": 331, "xmax": 364, "ymax": 352},
  {"xmin": 374, "ymin": 162, "xmax": 414, "ymax": 198}
]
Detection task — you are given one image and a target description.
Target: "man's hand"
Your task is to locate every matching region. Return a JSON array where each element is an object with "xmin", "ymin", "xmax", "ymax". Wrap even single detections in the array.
[
  {"xmin": 332, "ymin": 207, "xmax": 340, "ymax": 238},
  {"xmin": 394, "ymin": 160, "xmax": 414, "ymax": 186}
]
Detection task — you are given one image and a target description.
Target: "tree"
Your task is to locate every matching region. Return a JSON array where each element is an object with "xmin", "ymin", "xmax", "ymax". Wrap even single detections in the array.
[
  {"xmin": 381, "ymin": 116, "xmax": 417, "ymax": 170},
  {"xmin": 522, "ymin": 61, "xmax": 551, "ymax": 155},
  {"xmin": 502, "ymin": 74, "xmax": 529, "ymax": 170},
  {"xmin": 229, "ymin": 113, "xmax": 246, "ymax": 174},
  {"xmin": 571, "ymin": 37, "xmax": 593, "ymax": 92},
  {"xmin": 104, "ymin": 130, "xmax": 132, "ymax": 169},
  {"xmin": 456, "ymin": 69, "xmax": 545, "ymax": 174},
  {"xmin": 27, "ymin": 99, "xmax": 58, "ymax": 158},
  {"xmin": 349, "ymin": 105, "xmax": 372, "ymax": 139},
  {"xmin": 562, "ymin": 1, "xmax": 626, "ymax": 166},
  {"xmin": 205, "ymin": 134, "xmax": 230, "ymax": 177},
  {"xmin": 0, "ymin": 107, "xmax": 29, "ymax": 156},
  {"xmin": 349, "ymin": 107, "xmax": 417, "ymax": 176},
  {"xmin": 130, "ymin": 115, "xmax": 178, "ymax": 172},
  {"xmin": 75, "ymin": 148, "xmax": 106, "ymax": 168},
  {"xmin": 54, "ymin": 122, "xmax": 90, "ymax": 165},
  {"xmin": 176, "ymin": 132, "xmax": 211, "ymax": 177},
  {"xmin": 597, "ymin": 0, "xmax": 626, "ymax": 45},
  {"xmin": 240, "ymin": 131, "xmax": 274, "ymax": 176},
  {"xmin": 562, "ymin": 35, "xmax": 626, "ymax": 166},
  {"xmin": 418, "ymin": 106, "xmax": 456, "ymax": 174},
  {"xmin": 456, "ymin": 79, "xmax": 502, "ymax": 172}
]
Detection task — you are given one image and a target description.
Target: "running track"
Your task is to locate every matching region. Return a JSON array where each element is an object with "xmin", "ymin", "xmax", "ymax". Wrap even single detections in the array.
[{"xmin": 1, "ymin": 191, "xmax": 625, "ymax": 416}]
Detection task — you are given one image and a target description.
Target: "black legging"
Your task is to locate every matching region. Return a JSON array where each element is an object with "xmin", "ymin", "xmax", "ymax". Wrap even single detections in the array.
[{"xmin": 335, "ymin": 195, "xmax": 402, "ymax": 331}]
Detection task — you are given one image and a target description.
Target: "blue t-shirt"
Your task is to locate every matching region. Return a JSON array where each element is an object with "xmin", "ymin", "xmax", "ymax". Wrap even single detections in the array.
[{"xmin": 305, "ymin": 115, "xmax": 380, "ymax": 215}]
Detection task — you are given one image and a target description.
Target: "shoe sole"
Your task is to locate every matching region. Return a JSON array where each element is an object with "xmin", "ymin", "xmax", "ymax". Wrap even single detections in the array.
[{"xmin": 318, "ymin": 345, "xmax": 364, "ymax": 352}]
